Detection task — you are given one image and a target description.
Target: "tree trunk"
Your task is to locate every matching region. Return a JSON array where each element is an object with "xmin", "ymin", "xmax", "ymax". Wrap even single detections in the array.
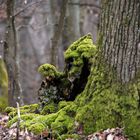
[
  {"xmin": 99, "ymin": 0, "xmax": 140, "ymax": 82},
  {"xmin": 62, "ymin": 0, "xmax": 81, "ymax": 50},
  {"xmin": 4, "ymin": 0, "xmax": 23, "ymax": 106},
  {"xmin": 72, "ymin": 0, "xmax": 140, "ymax": 138},
  {"xmin": 50, "ymin": 0, "xmax": 68, "ymax": 66}
]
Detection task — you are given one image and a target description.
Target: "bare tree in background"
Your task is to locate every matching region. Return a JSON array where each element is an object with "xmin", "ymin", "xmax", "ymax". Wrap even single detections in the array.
[
  {"xmin": 4, "ymin": 0, "xmax": 23, "ymax": 106},
  {"xmin": 62, "ymin": 0, "xmax": 81, "ymax": 50},
  {"xmin": 50, "ymin": 0, "xmax": 69, "ymax": 66}
]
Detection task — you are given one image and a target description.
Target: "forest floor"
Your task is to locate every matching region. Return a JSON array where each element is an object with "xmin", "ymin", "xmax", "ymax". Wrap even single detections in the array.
[
  {"xmin": 0, "ymin": 113, "xmax": 128, "ymax": 140},
  {"xmin": 0, "ymin": 113, "xmax": 42, "ymax": 140}
]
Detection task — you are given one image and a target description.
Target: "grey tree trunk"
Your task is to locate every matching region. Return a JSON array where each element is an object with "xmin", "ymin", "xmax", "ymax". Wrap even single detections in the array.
[
  {"xmin": 50, "ymin": 0, "xmax": 68, "ymax": 66},
  {"xmin": 100, "ymin": 0, "xmax": 140, "ymax": 82},
  {"xmin": 62, "ymin": 0, "xmax": 81, "ymax": 50},
  {"xmin": 4, "ymin": 0, "xmax": 23, "ymax": 106}
]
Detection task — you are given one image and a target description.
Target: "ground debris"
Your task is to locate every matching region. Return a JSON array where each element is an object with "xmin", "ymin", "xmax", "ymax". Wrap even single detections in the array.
[
  {"xmin": 0, "ymin": 114, "xmax": 40, "ymax": 140},
  {"xmin": 0, "ymin": 113, "xmax": 129, "ymax": 140},
  {"xmin": 86, "ymin": 127, "xmax": 128, "ymax": 140}
]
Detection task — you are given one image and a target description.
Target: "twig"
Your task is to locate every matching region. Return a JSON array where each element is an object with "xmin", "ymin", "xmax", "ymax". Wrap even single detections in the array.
[
  {"xmin": 50, "ymin": 0, "xmax": 69, "ymax": 65},
  {"xmin": 16, "ymin": 102, "xmax": 21, "ymax": 140},
  {"xmin": 14, "ymin": 0, "xmax": 46, "ymax": 17}
]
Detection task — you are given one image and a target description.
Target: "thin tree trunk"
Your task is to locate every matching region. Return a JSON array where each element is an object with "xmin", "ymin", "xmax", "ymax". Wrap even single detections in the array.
[
  {"xmin": 50, "ymin": 0, "xmax": 68, "ymax": 66},
  {"xmin": 99, "ymin": 0, "xmax": 140, "ymax": 82},
  {"xmin": 4, "ymin": 0, "xmax": 23, "ymax": 106},
  {"xmin": 62, "ymin": 0, "xmax": 81, "ymax": 50}
]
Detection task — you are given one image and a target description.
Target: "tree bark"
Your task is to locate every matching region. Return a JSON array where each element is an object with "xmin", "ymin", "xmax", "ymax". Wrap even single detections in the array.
[
  {"xmin": 4, "ymin": 0, "xmax": 23, "ymax": 106},
  {"xmin": 99, "ymin": 0, "xmax": 140, "ymax": 82}
]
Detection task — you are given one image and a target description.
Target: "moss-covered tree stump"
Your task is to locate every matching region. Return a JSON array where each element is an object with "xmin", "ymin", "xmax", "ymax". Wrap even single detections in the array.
[
  {"xmin": 6, "ymin": 34, "xmax": 140, "ymax": 140},
  {"xmin": 37, "ymin": 34, "xmax": 96, "ymax": 109}
]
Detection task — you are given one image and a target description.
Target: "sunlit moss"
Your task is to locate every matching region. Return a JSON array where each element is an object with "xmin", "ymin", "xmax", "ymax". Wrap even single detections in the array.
[
  {"xmin": 51, "ymin": 110, "xmax": 74, "ymax": 135},
  {"xmin": 40, "ymin": 102, "xmax": 57, "ymax": 115},
  {"xmin": 28, "ymin": 123, "xmax": 46, "ymax": 134},
  {"xmin": 38, "ymin": 64, "xmax": 62, "ymax": 78},
  {"xmin": 7, "ymin": 113, "xmax": 39, "ymax": 127},
  {"xmin": 5, "ymin": 104, "xmax": 39, "ymax": 118},
  {"xmin": 58, "ymin": 101, "xmax": 73, "ymax": 110},
  {"xmin": 64, "ymin": 33, "xmax": 96, "ymax": 78},
  {"xmin": 5, "ymin": 106, "xmax": 15, "ymax": 114}
]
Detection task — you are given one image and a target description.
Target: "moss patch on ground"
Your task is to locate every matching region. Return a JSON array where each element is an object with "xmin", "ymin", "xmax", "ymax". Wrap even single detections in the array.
[{"xmin": 5, "ymin": 104, "xmax": 39, "ymax": 118}]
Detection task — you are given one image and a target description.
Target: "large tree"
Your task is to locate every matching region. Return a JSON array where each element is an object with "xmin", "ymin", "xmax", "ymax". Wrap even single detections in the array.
[
  {"xmin": 4, "ymin": 0, "xmax": 23, "ymax": 106},
  {"xmin": 99, "ymin": 0, "xmax": 140, "ymax": 82},
  {"xmin": 77, "ymin": 0, "xmax": 140, "ymax": 138}
]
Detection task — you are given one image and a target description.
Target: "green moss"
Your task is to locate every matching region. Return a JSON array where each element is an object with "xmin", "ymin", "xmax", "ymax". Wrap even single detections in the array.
[
  {"xmin": 8, "ymin": 113, "xmax": 39, "ymax": 127},
  {"xmin": 8, "ymin": 113, "xmax": 48, "ymax": 134},
  {"xmin": 42, "ymin": 113, "xmax": 58, "ymax": 126},
  {"xmin": 0, "ymin": 97, "xmax": 8, "ymax": 112},
  {"xmin": 50, "ymin": 103, "xmax": 78, "ymax": 136},
  {"xmin": 58, "ymin": 101, "xmax": 68, "ymax": 110},
  {"xmin": 20, "ymin": 119, "xmax": 32, "ymax": 129},
  {"xmin": 6, "ymin": 104, "xmax": 39, "ymax": 118},
  {"xmin": 20, "ymin": 104, "xmax": 39, "ymax": 110},
  {"xmin": 64, "ymin": 33, "xmax": 97, "ymax": 78},
  {"xmin": 8, "ymin": 110, "xmax": 21, "ymax": 118},
  {"xmin": 28, "ymin": 123, "xmax": 46, "ymax": 134},
  {"xmin": 41, "ymin": 102, "xmax": 57, "ymax": 115},
  {"xmin": 5, "ymin": 106, "xmax": 15, "ymax": 113},
  {"xmin": 38, "ymin": 64, "xmax": 62, "ymax": 78},
  {"xmin": 58, "ymin": 101, "xmax": 73, "ymax": 110},
  {"xmin": 74, "ymin": 62, "xmax": 140, "ymax": 138},
  {"xmin": 0, "ymin": 57, "xmax": 8, "ymax": 87},
  {"xmin": 51, "ymin": 110, "xmax": 74, "ymax": 135},
  {"xmin": 20, "ymin": 115, "xmax": 47, "ymax": 131},
  {"xmin": 20, "ymin": 113, "xmax": 57, "ymax": 129},
  {"xmin": 61, "ymin": 103, "xmax": 77, "ymax": 118}
]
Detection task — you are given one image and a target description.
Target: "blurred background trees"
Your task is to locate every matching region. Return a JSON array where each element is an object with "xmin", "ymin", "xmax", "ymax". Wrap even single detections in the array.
[{"xmin": 0, "ymin": 0, "xmax": 100, "ymax": 105}]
